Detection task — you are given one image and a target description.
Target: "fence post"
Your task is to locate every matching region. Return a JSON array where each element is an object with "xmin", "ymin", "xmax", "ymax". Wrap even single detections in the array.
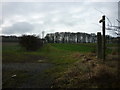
[
  {"xmin": 102, "ymin": 15, "xmax": 106, "ymax": 60},
  {"xmin": 99, "ymin": 15, "xmax": 106, "ymax": 60},
  {"xmin": 97, "ymin": 32, "xmax": 102, "ymax": 59}
]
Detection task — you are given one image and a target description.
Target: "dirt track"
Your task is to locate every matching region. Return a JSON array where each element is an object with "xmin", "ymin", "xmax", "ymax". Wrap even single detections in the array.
[{"xmin": 2, "ymin": 62, "xmax": 53, "ymax": 88}]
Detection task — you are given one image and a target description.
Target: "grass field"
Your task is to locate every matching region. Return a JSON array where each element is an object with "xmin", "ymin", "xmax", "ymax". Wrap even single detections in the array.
[
  {"xmin": 50, "ymin": 43, "xmax": 96, "ymax": 53},
  {"xmin": 2, "ymin": 42, "xmax": 120, "ymax": 88}
]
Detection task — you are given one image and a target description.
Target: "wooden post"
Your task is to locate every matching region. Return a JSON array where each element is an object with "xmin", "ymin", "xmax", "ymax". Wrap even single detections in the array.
[
  {"xmin": 99, "ymin": 15, "xmax": 106, "ymax": 60},
  {"xmin": 102, "ymin": 15, "xmax": 106, "ymax": 60},
  {"xmin": 118, "ymin": 1, "xmax": 120, "ymax": 80},
  {"xmin": 97, "ymin": 32, "xmax": 102, "ymax": 59}
]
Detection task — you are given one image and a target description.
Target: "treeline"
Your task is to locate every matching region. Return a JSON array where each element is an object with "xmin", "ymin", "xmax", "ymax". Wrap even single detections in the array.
[
  {"xmin": 1, "ymin": 33, "xmax": 119, "ymax": 44},
  {"xmin": 45, "ymin": 32, "xmax": 118, "ymax": 44},
  {"xmin": 1, "ymin": 35, "xmax": 20, "ymax": 42}
]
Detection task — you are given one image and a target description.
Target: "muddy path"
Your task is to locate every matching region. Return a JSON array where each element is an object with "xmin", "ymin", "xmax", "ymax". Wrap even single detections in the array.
[{"xmin": 2, "ymin": 62, "xmax": 54, "ymax": 88}]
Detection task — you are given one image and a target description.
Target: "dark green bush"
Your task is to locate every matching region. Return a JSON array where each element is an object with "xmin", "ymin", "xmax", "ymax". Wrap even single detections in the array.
[{"xmin": 19, "ymin": 35, "xmax": 43, "ymax": 51}]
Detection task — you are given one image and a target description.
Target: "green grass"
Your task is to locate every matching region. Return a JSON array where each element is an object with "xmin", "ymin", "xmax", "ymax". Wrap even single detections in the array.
[
  {"xmin": 2, "ymin": 42, "xmax": 119, "ymax": 88},
  {"xmin": 50, "ymin": 43, "xmax": 96, "ymax": 53},
  {"xmin": 2, "ymin": 42, "xmax": 24, "ymax": 52},
  {"xmin": 2, "ymin": 42, "xmax": 115, "ymax": 72},
  {"xmin": 106, "ymin": 43, "xmax": 119, "ymax": 47},
  {"xmin": 2, "ymin": 42, "xmax": 82, "ymax": 87},
  {"xmin": 2, "ymin": 42, "xmax": 47, "ymax": 63}
]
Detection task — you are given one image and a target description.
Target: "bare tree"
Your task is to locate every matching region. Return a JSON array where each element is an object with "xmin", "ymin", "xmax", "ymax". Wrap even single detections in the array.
[{"xmin": 106, "ymin": 19, "xmax": 120, "ymax": 36}]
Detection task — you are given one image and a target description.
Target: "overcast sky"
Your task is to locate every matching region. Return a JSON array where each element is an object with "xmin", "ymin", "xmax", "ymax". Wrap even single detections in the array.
[{"xmin": 0, "ymin": 1, "xmax": 119, "ymax": 37}]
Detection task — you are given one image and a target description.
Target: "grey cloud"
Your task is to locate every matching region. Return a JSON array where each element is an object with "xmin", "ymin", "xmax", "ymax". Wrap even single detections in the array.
[
  {"xmin": 2, "ymin": 22, "xmax": 34, "ymax": 34},
  {"xmin": 2, "ymin": 2, "xmax": 66, "ymax": 18},
  {"xmin": 1, "ymin": 2, "xmax": 118, "ymax": 36}
]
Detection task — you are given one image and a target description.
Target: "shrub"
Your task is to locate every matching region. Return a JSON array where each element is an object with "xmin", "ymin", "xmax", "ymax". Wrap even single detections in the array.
[{"xmin": 19, "ymin": 35, "xmax": 43, "ymax": 51}]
